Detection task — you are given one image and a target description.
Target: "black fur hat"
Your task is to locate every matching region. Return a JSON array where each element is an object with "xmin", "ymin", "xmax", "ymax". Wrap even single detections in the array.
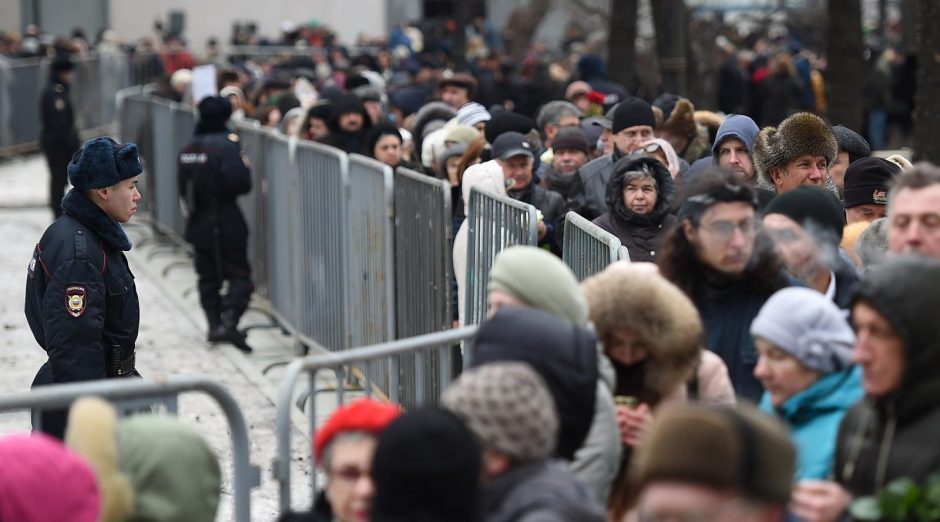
[
  {"xmin": 67, "ymin": 137, "xmax": 143, "ymax": 189},
  {"xmin": 752, "ymin": 112, "xmax": 838, "ymax": 188}
]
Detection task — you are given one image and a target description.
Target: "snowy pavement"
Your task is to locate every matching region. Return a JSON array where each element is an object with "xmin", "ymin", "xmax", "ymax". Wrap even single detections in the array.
[{"xmin": 0, "ymin": 154, "xmax": 332, "ymax": 521}]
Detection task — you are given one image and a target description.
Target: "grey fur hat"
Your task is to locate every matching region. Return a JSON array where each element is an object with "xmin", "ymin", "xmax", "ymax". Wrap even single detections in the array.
[
  {"xmin": 856, "ymin": 217, "xmax": 889, "ymax": 270},
  {"xmin": 753, "ymin": 112, "xmax": 838, "ymax": 188}
]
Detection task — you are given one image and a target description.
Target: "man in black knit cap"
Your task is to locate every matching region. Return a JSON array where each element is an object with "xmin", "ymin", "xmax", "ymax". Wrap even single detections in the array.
[{"xmin": 843, "ymin": 157, "xmax": 900, "ymax": 224}]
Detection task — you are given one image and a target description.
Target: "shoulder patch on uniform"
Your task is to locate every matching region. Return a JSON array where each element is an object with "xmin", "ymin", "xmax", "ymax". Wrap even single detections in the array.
[
  {"xmin": 65, "ymin": 284, "xmax": 87, "ymax": 317},
  {"xmin": 55, "ymin": 84, "xmax": 64, "ymax": 93},
  {"xmin": 228, "ymin": 133, "xmax": 239, "ymax": 143},
  {"xmin": 55, "ymin": 99, "xmax": 66, "ymax": 111},
  {"xmin": 27, "ymin": 255, "xmax": 37, "ymax": 278}
]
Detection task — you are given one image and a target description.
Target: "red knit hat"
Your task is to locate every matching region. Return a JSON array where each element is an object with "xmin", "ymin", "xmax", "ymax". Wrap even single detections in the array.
[{"xmin": 314, "ymin": 399, "xmax": 401, "ymax": 462}]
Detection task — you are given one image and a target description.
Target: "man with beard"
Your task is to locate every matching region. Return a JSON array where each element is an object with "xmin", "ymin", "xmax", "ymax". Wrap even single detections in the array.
[
  {"xmin": 752, "ymin": 112, "xmax": 839, "ymax": 196},
  {"xmin": 657, "ymin": 171, "xmax": 790, "ymax": 401}
]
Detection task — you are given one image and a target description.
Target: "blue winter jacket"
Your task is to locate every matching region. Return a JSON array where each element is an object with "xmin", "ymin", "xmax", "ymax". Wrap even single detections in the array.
[{"xmin": 760, "ymin": 366, "xmax": 864, "ymax": 480}]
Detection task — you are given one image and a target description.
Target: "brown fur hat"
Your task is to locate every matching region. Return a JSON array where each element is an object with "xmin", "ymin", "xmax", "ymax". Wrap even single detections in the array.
[
  {"xmin": 581, "ymin": 263, "xmax": 702, "ymax": 397},
  {"xmin": 657, "ymin": 98, "xmax": 697, "ymax": 139},
  {"xmin": 694, "ymin": 110, "xmax": 725, "ymax": 133},
  {"xmin": 752, "ymin": 112, "xmax": 838, "ymax": 187}
]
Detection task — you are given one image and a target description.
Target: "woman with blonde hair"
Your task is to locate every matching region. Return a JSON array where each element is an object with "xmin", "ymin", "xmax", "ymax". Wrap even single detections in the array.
[{"xmin": 581, "ymin": 262, "xmax": 734, "ymax": 520}]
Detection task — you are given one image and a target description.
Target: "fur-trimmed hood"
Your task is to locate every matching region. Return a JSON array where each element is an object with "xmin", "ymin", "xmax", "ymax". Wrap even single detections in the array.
[
  {"xmin": 752, "ymin": 112, "xmax": 838, "ymax": 188},
  {"xmin": 61, "ymin": 189, "xmax": 132, "ymax": 251},
  {"xmin": 581, "ymin": 264, "xmax": 702, "ymax": 398}
]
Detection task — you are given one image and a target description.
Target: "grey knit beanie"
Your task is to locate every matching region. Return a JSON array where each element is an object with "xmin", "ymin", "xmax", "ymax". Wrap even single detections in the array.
[
  {"xmin": 487, "ymin": 246, "xmax": 589, "ymax": 325},
  {"xmin": 442, "ymin": 362, "xmax": 558, "ymax": 462},
  {"xmin": 750, "ymin": 287, "xmax": 855, "ymax": 373}
]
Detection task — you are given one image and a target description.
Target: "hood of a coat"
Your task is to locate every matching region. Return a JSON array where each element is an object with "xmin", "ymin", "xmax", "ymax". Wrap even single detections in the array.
[
  {"xmin": 470, "ymin": 306, "xmax": 599, "ymax": 462},
  {"xmin": 604, "ymin": 155, "xmax": 678, "ymax": 225},
  {"xmin": 852, "ymin": 256, "xmax": 940, "ymax": 423},
  {"xmin": 769, "ymin": 366, "xmax": 864, "ymax": 422}
]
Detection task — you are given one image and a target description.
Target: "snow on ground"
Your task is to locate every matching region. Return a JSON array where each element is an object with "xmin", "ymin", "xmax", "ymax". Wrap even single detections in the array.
[{"xmin": 0, "ymin": 154, "xmax": 337, "ymax": 521}]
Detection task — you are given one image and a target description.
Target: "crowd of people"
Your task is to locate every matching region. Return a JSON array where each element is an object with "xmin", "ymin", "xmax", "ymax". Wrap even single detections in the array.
[{"xmin": 5, "ymin": 12, "xmax": 940, "ymax": 522}]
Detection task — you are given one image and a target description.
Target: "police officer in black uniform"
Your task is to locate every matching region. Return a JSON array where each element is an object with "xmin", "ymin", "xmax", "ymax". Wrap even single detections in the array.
[
  {"xmin": 40, "ymin": 55, "xmax": 82, "ymax": 218},
  {"xmin": 178, "ymin": 96, "xmax": 254, "ymax": 353},
  {"xmin": 25, "ymin": 137, "xmax": 143, "ymax": 439}
]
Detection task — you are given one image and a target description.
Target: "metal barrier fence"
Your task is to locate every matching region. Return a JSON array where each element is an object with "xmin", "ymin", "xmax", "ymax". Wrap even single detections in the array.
[
  {"xmin": 274, "ymin": 326, "xmax": 478, "ymax": 513},
  {"xmin": 0, "ymin": 53, "xmax": 132, "ymax": 154},
  {"xmin": 393, "ymin": 167, "xmax": 454, "ymax": 407},
  {"xmin": 117, "ymin": 88, "xmax": 156, "ymax": 212},
  {"xmin": 463, "ymin": 187, "xmax": 538, "ymax": 326},
  {"xmin": 292, "ymin": 140, "xmax": 349, "ymax": 352},
  {"xmin": 149, "ymin": 97, "xmax": 195, "ymax": 239},
  {"xmin": 562, "ymin": 211, "xmax": 627, "ymax": 280},
  {"xmin": 0, "ymin": 376, "xmax": 261, "ymax": 522},
  {"xmin": 234, "ymin": 121, "xmax": 270, "ymax": 297}
]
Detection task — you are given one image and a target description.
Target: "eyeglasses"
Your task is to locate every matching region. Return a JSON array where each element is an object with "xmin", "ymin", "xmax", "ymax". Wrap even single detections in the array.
[
  {"xmin": 699, "ymin": 218, "xmax": 759, "ymax": 242},
  {"xmin": 329, "ymin": 466, "xmax": 371, "ymax": 484},
  {"xmin": 632, "ymin": 143, "xmax": 662, "ymax": 155}
]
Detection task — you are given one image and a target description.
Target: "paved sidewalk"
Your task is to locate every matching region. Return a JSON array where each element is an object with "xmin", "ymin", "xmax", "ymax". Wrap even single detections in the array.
[{"xmin": 0, "ymin": 154, "xmax": 324, "ymax": 520}]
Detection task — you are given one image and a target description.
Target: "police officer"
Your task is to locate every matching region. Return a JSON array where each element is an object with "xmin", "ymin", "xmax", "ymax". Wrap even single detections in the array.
[
  {"xmin": 40, "ymin": 55, "xmax": 82, "ymax": 218},
  {"xmin": 25, "ymin": 137, "xmax": 143, "ymax": 439},
  {"xmin": 178, "ymin": 96, "xmax": 254, "ymax": 353}
]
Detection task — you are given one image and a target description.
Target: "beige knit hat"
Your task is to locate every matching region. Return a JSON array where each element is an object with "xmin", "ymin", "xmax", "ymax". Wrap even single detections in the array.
[{"xmin": 442, "ymin": 362, "xmax": 559, "ymax": 462}]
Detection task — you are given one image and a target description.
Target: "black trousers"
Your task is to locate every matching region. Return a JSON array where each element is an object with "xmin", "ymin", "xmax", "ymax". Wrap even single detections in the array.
[
  {"xmin": 194, "ymin": 246, "xmax": 254, "ymax": 322},
  {"xmin": 45, "ymin": 148, "xmax": 71, "ymax": 217}
]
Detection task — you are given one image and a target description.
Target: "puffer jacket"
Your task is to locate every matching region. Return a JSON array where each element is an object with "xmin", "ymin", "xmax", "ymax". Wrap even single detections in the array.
[
  {"xmin": 481, "ymin": 460, "xmax": 606, "ymax": 522},
  {"xmin": 592, "ymin": 155, "xmax": 678, "ymax": 262},
  {"xmin": 835, "ymin": 257, "xmax": 940, "ymax": 500}
]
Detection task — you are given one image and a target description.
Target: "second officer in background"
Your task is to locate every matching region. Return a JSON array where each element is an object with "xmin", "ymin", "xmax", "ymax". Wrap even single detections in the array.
[{"xmin": 178, "ymin": 95, "xmax": 254, "ymax": 353}]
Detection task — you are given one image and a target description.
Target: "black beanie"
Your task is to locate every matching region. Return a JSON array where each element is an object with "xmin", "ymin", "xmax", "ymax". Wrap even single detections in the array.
[
  {"xmin": 843, "ymin": 157, "xmax": 901, "ymax": 208},
  {"xmin": 764, "ymin": 185, "xmax": 845, "ymax": 245},
  {"xmin": 371, "ymin": 408, "xmax": 481, "ymax": 522},
  {"xmin": 485, "ymin": 111, "xmax": 535, "ymax": 144},
  {"xmin": 612, "ymin": 96, "xmax": 656, "ymax": 133},
  {"xmin": 196, "ymin": 95, "xmax": 232, "ymax": 135}
]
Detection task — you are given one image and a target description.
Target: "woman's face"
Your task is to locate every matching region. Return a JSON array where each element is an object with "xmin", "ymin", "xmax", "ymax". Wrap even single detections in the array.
[
  {"xmin": 622, "ymin": 175, "xmax": 658, "ymax": 215},
  {"xmin": 374, "ymin": 134, "xmax": 402, "ymax": 167},
  {"xmin": 753, "ymin": 338, "xmax": 822, "ymax": 407},
  {"xmin": 324, "ymin": 436, "xmax": 377, "ymax": 522},
  {"xmin": 309, "ymin": 117, "xmax": 329, "ymax": 139},
  {"xmin": 605, "ymin": 329, "xmax": 649, "ymax": 366}
]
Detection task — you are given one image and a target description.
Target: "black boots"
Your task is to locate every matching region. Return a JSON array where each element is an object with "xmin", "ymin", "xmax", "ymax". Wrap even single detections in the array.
[{"xmin": 208, "ymin": 309, "xmax": 253, "ymax": 353}]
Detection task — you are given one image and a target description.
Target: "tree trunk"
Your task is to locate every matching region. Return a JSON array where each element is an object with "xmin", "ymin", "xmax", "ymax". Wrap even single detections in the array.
[
  {"xmin": 825, "ymin": 0, "xmax": 865, "ymax": 132},
  {"xmin": 913, "ymin": 0, "xmax": 940, "ymax": 163},
  {"xmin": 607, "ymin": 0, "xmax": 638, "ymax": 91},
  {"xmin": 504, "ymin": 0, "xmax": 554, "ymax": 63},
  {"xmin": 651, "ymin": 0, "xmax": 688, "ymax": 97}
]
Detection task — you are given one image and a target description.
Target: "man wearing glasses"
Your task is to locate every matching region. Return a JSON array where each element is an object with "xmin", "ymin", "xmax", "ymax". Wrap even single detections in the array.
[{"xmin": 657, "ymin": 171, "xmax": 790, "ymax": 401}]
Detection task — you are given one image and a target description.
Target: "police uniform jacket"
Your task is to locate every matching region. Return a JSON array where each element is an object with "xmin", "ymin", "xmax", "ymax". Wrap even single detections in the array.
[
  {"xmin": 39, "ymin": 77, "xmax": 80, "ymax": 154},
  {"xmin": 178, "ymin": 131, "xmax": 252, "ymax": 250},
  {"xmin": 25, "ymin": 189, "xmax": 140, "ymax": 384}
]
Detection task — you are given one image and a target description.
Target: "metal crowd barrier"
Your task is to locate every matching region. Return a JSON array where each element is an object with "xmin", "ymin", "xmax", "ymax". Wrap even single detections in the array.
[
  {"xmin": 234, "ymin": 120, "xmax": 270, "ymax": 297},
  {"xmin": 274, "ymin": 326, "xmax": 478, "ymax": 513},
  {"xmin": 393, "ymin": 167, "xmax": 454, "ymax": 407},
  {"xmin": 117, "ymin": 87, "xmax": 156, "ymax": 212},
  {"xmin": 463, "ymin": 187, "xmax": 538, "ymax": 326},
  {"xmin": 0, "ymin": 376, "xmax": 261, "ymax": 522},
  {"xmin": 149, "ymin": 98, "xmax": 195, "ymax": 240},
  {"xmin": 0, "ymin": 53, "xmax": 132, "ymax": 155},
  {"xmin": 562, "ymin": 211, "xmax": 627, "ymax": 280},
  {"xmin": 292, "ymin": 140, "xmax": 350, "ymax": 352}
]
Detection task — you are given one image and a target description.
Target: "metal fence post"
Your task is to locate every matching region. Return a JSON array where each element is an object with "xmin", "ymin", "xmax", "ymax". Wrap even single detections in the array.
[{"xmin": 562, "ymin": 211, "xmax": 624, "ymax": 280}]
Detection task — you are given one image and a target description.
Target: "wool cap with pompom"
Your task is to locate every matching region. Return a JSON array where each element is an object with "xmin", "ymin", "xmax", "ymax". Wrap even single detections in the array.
[{"xmin": 67, "ymin": 137, "xmax": 143, "ymax": 189}]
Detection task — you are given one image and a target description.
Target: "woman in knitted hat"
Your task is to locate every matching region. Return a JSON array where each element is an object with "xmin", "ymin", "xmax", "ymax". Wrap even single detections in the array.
[
  {"xmin": 580, "ymin": 262, "xmax": 735, "ymax": 521},
  {"xmin": 751, "ymin": 287, "xmax": 862, "ymax": 480}
]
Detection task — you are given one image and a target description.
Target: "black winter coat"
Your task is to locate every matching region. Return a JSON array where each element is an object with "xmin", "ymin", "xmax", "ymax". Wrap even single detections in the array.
[
  {"xmin": 26, "ymin": 190, "xmax": 140, "ymax": 435},
  {"xmin": 835, "ymin": 257, "xmax": 940, "ymax": 501},
  {"xmin": 592, "ymin": 156, "xmax": 678, "ymax": 262},
  {"xmin": 39, "ymin": 78, "xmax": 80, "ymax": 154},
  {"xmin": 178, "ymin": 131, "xmax": 252, "ymax": 250}
]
